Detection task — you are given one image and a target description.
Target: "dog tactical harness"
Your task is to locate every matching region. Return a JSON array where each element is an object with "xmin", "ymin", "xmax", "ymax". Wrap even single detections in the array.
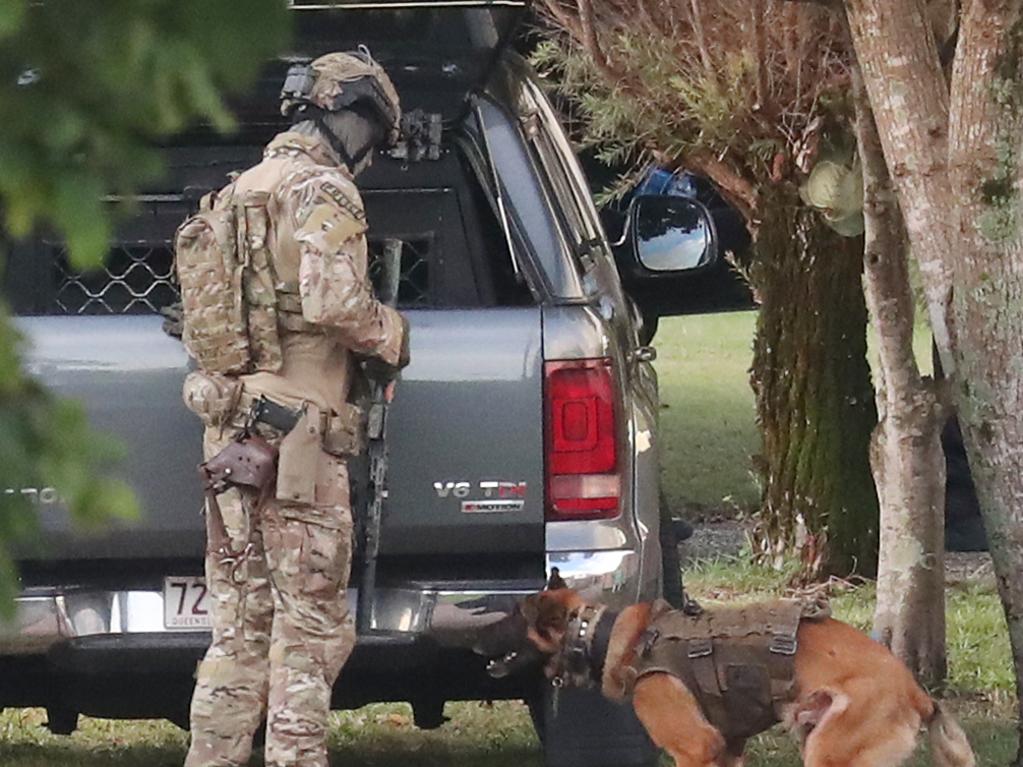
[{"xmin": 621, "ymin": 598, "xmax": 830, "ymax": 740}]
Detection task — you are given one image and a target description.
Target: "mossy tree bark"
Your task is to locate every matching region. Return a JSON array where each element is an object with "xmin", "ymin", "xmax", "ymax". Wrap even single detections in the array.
[{"xmin": 749, "ymin": 190, "xmax": 879, "ymax": 578}]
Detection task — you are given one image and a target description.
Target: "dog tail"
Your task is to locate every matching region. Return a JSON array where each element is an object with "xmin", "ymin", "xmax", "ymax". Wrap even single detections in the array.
[{"xmin": 927, "ymin": 700, "xmax": 975, "ymax": 767}]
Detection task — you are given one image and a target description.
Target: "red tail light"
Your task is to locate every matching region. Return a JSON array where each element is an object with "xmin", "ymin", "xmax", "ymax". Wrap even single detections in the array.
[{"xmin": 544, "ymin": 358, "xmax": 620, "ymax": 520}]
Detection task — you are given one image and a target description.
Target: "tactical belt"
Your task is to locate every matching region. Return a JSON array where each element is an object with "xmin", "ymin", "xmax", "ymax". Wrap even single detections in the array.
[{"xmin": 232, "ymin": 391, "xmax": 364, "ymax": 458}]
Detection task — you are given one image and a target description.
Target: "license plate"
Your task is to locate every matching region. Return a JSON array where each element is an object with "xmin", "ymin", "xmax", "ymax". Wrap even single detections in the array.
[{"xmin": 164, "ymin": 576, "xmax": 212, "ymax": 630}]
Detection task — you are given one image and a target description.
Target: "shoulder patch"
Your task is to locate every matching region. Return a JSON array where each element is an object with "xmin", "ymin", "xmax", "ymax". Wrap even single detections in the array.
[{"xmin": 319, "ymin": 181, "xmax": 366, "ymax": 222}]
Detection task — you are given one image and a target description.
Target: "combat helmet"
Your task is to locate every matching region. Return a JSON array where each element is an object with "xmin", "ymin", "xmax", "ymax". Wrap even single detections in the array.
[{"xmin": 280, "ymin": 47, "xmax": 401, "ymax": 146}]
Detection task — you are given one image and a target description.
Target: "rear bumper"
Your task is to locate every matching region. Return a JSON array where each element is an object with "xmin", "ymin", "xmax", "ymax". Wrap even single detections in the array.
[
  {"xmin": 0, "ymin": 584, "xmax": 529, "ymax": 658},
  {"xmin": 2, "ymin": 549, "xmax": 641, "ymax": 659},
  {"xmin": 0, "ymin": 549, "xmax": 642, "ymax": 716}
]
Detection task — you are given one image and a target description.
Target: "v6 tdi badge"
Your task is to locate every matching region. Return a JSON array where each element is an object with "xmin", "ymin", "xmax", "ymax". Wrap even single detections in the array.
[{"xmin": 433, "ymin": 480, "xmax": 527, "ymax": 513}]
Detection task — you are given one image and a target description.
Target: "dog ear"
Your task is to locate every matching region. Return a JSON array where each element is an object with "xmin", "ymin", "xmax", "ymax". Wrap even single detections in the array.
[
  {"xmin": 546, "ymin": 567, "xmax": 568, "ymax": 591},
  {"xmin": 535, "ymin": 596, "xmax": 569, "ymax": 640}
]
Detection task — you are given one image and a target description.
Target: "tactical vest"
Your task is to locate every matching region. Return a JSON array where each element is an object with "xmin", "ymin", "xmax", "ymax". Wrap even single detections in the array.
[
  {"xmin": 175, "ymin": 186, "xmax": 284, "ymax": 375},
  {"xmin": 622, "ymin": 599, "xmax": 830, "ymax": 740}
]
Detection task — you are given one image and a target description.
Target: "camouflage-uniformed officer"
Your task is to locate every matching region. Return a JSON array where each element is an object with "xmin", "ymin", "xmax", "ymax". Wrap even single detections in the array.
[{"xmin": 178, "ymin": 51, "xmax": 407, "ymax": 767}]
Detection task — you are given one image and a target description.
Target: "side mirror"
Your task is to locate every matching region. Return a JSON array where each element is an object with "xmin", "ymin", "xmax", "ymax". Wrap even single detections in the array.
[
  {"xmin": 611, "ymin": 194, "xmax": 751, "ymax": 321},
  {"xmin": 629, "ymin": 195, "xmax": 717, "ymax": 276}
]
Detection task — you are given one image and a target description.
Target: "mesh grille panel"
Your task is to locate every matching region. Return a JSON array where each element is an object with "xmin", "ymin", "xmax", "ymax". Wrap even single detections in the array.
[
  {"xmin": 50, "ymin": 235, "xmax": 434, "ymax": 315},
  {"xmin": 53, "ymin": 242, "xmax": 179, "ymax": 315},
  {"xmin": 368, "ymin": 236, "xmax": 433, "ymax": 307}
]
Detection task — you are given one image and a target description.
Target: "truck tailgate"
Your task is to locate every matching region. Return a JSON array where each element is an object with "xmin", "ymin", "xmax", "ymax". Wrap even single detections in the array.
[
  {"xmin": 380, "ymin": 307, "xmax": 544, "ymax": 556},
  {"xmin": 16, "ymin": 315, "xmax": 204, "ymax": 560},
  {"xmin": 15, "ymin": 308, "xmax": 545, "ymax": 561}
]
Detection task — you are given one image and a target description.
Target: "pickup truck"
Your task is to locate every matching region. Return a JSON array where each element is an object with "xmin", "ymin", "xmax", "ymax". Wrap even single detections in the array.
[{"xmin": 0, "ymin": 3, "xmax": 724, "ymax": 765}]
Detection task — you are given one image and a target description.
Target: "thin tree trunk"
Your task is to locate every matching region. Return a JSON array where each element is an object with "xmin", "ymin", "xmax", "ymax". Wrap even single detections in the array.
[
  {"xmin": 845, "ymin": 0, "xmax": 957, "ymax": 373},
  {"xmin": 850, "ymin": 53, "xmax": 948, "ymax": 688},
  {"xmin": 749, "ymin": 190, "xmax": 879, "ymax": 578}
]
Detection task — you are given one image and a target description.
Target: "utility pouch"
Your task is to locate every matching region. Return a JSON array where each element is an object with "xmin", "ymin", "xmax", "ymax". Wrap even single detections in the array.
[
  {"xmin": 202, "ymin": 434, "xmax": 279, "ymax": 494},
  {"xmin": 174, "ymin": 185, "xmax": 252, "ymax": 375},
  {"xmin": 182, "ymin": 371, "xmax": 243, "ymax": 429},
  {"xmin": 240, "ymin": 192, "xmax": 283, "ymax": 372},
  {"xmin": 322, "ymin": 403, "xmax": 365, "ymax": 457},
  {"xmin": 277, "ymin": 406, "xmax": 322, "ymax": 505}
]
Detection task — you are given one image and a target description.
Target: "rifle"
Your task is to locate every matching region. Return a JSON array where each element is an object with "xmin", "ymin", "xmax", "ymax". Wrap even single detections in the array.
[{"xmin": 356, "ymin": 238, "xmax": 403, "ymax": 635}]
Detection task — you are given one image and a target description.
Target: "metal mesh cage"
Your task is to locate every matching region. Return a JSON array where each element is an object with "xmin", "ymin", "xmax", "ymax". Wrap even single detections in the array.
[
  {"xmin": 51, "ymin": 235, "xmax": 434, "ymax": 315},
  {"xmin": 53, "ymin": 242, "xmax": 179, "ymax": 315},
  {"xmin": 367, "ymin": 236, "xmax": 433, "ymax": 307}
]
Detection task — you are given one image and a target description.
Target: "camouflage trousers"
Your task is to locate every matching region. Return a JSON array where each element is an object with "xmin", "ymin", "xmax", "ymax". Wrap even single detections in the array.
[{"xmin": 185, "ymin": 427, "xmax": 356, "ymax": 767}]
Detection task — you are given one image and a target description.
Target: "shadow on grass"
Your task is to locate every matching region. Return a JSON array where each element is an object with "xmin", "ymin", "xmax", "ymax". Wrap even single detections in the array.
[
  {"xmin": 327, "ymin": 743, "xmax": 540, "ymax": 767},
  {"xmin": 0, "ymin": 707, "xmax": 1013, "ymax": 767},
  {"xmin": 0, "ymin": 703, "xmax": 542, "ymax": 767},
  {"xmin": 0, "ymin": 738, "xmax": 541, "ymax": 767},
  {"xmin": 0, "ymin": 743, "xmax": 186, "ymax": 767}
]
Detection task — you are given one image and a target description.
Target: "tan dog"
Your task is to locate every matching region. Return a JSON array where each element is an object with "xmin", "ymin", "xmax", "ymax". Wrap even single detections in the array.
[{"xmin": 475, "ymin": 576, "xmax": 975, "ymax": 767}]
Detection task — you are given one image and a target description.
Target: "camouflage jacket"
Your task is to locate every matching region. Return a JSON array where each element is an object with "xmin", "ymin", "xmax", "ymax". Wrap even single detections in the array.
[{"xmin": 230, "ymin": 131, "xmax": 405, "ymax": 415}]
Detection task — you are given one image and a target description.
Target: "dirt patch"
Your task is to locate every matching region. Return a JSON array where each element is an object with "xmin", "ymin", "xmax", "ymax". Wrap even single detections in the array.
[
  {"xmin": 679, "ymin": 520, "xmax": 747, "ymax": 563},
  {"xmin": 945, "ymin": 551, "xmax": 996, "ymax": 588}
]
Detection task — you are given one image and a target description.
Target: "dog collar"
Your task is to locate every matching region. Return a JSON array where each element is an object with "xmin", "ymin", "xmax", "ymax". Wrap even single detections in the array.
[{"xmin": 560, "ymin": 605, "xmax": 619, "ymax": 687}]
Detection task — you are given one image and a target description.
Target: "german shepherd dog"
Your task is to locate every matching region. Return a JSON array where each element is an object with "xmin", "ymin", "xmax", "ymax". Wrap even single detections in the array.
[{"xmin": 474, "ymin": 573, "xmax": 975, "ymax": 767}]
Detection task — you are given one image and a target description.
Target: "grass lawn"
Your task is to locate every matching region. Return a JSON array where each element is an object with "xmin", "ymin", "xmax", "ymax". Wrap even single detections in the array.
[
  {"xmin": 654, "ymin": 310, "xmax": 936, "ymax": 518},
  {"xmin": 1, "ymin": 555, "xmax": 1015, "ymax": 765},
  {"xmin": 654, "ymin": 311, "xmax": 761, "ymax": 517},
  {"xmin": 0, "ymin": 705, "xmax": 1015, "ymax": 767}
]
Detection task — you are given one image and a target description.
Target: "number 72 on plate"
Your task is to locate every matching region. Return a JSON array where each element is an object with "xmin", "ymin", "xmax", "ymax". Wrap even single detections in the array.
[{"xmin": 164, "ymin": 576, "xmax": 212, "ymax": 629}]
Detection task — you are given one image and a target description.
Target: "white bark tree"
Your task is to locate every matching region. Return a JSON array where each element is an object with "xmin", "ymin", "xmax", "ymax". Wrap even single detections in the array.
[
  {"xmin": 846, "ymin": 0, "xmax": 1023, "ymax": 757},
  {"xmin": 849, "ymin": 48, "xmax": 948, "ymax": 688}
]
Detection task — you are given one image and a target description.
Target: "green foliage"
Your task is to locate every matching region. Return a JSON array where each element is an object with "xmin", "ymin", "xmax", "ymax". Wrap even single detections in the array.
[
  {"xmin": 0, "ymin": 0, "xmax": 288, "ymax": 267},
  {"xmin": 0, "ymin": 0, "xmax": 289, "ymax": 616},
  {"xmin": 531, "ymin": 5, "xmax": 852, "ymax": 211}
]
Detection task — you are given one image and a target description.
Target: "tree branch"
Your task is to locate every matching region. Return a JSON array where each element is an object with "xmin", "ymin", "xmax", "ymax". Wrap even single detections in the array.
[
  {"xmin": 538, "ymin": 0, "xmax": 584, "ymax": 42},
  {"xmin": 635, "ymin": 0, "xmax": 656, "ymax": 31},
  {"xmin": 687, "ymin": 0, "xmax": 719, "ymax": 86},
  {"xmin": 752, "ymin": 0, "xmax": 770, "ymax": 111},
  {"xmin": 680, "ymin": 149, "xmax": 760, "ymax": 223},
  {"xmin": 575, "ymin": 0, "xmax": 627, "ymax": 83}
]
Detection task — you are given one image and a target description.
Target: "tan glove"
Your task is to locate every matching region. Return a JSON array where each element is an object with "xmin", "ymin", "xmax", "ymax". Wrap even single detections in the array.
[{"xmin": 363, "ymin": 314, "xmax": 410, "ymax": 382}]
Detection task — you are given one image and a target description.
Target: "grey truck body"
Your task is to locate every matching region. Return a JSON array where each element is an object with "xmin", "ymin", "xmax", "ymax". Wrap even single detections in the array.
[{"xmin": 1, "ymin": 4, "xmax": 694, "ymax": 763}]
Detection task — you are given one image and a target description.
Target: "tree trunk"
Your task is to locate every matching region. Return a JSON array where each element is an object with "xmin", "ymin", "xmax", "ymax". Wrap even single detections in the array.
[
  {"xmin": 949, "ymin": 2, "xmax": 1023, "ymax": 758},
  {"xmin": 749, "ymin": 190, "xmax": 879, "ymax": 578},
  {"xmin": 850, "ymin": 53, "xmax": 948, "ymax": 688},
  {"xmin": 847, "ymin": 0, "xmax": 1023, "ymax": 756},
  {"xmin": 845, "ymin": 0, "xmax": 957, "ymax": 372}
]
